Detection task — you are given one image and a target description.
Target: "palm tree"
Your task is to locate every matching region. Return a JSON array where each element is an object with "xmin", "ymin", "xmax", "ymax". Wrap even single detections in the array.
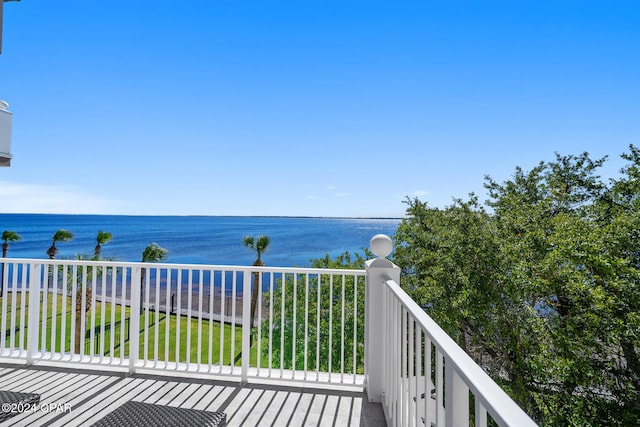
[
  {"xmin": 72, "ymin": 254, "xmax": 103, "ymax": 353},
  {"xmin": 141, "ymin": 243, "xmax": 168, "ymax": 311},
  {"xmin": 1, "ymin": 230, "xmax": 21, "ymax": 294},
  {"xmin": 72, "ymin": 246, "xmax": 116, "ymax": 354},
  {"xmin": 46, "ymin": 229, "xmax": 73, "ymax": 291},
  {"xmin": 2, "ymin": 230, "xmax": 21, "ymax": 258},
  {"xmin": 47, "ymin": 229, "xmax": 74, "ymax": 259},
  {"xmin": 94, "ymin": 230, "xmax": 113, "ymax": 258},
  {"xmin": 142, "ymin": 242, "xmax": 169, "ymax": 264},
  {"xmin": 243, "ymin": 235, "xmax": 270, "ymax": 328}
]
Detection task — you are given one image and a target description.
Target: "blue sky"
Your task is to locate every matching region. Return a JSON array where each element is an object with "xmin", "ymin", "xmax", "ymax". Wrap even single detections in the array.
[{"xmin": 0, "ymin": 1, "xmax": 638, "ymax": 217}]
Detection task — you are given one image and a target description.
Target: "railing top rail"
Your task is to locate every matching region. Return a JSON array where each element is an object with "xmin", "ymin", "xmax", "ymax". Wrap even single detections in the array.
[
  {"xmin": 384, "ymin": 277, "xmax": 537, "ymax": 427},
  {"xmin": 0, "ymin": 257, "xmax": 366, "ymax": 275}
]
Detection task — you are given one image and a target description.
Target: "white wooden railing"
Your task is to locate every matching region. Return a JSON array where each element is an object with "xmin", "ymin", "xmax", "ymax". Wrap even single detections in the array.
[
  {"xmin": 364, "ymin": 235, "xmax": 537, "ymax": 427},
  {"xmin": 0, "ymin": 259, "xmax": 365, "ymax": 386},
  {"xmin": 1, "ymin": 235, "xmax": 537, "ymax": 426}
]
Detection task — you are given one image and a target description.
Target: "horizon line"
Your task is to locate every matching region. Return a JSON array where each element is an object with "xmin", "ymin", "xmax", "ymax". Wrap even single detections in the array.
[{"xmin": 0, "ymin": 212, "xmax": 404, "ymax": 220}]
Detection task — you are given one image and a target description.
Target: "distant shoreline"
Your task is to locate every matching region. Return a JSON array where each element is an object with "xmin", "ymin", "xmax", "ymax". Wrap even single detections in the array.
[{"xmin": 0, "ymin": 213, "xmax": 404, "ymax": 220}]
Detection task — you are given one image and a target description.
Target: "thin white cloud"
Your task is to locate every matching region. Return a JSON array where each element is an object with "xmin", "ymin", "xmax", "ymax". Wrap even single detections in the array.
[
  {"xmin": 326, "ymin": 185, "xmax": 348, "ymax": 198},
  {"xmin": 0, "ymin": 181, "xmax": 129, "ymax": 214},
  {"xmin": 394, "ymin": 189, "xmax": 430, "ymax": 200}
]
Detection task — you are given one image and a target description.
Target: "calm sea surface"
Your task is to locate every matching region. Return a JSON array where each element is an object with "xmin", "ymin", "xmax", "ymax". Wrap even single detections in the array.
[{"xmin": 0, "ymin": 214, "xmax": 400, "ymax": 267}]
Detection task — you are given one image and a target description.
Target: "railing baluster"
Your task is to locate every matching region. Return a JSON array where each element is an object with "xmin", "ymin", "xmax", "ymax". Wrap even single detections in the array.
[
  {"xmin": 328, "ymin": 274, "xmax": 333, "ymax": 382},
  {"xmin": 175, "ymin": 269, "xmax": 182, "ymax": 368},
  {"xmin": 207, "ymin": 269, "xmax": 214, "ymax": 371},
  {"xmin": 292, "ymin": 272, "xmax": 297, "ymax": 378},
  {"xmin": 99, "ymin": 266, "xmax": 107, "ymax": 362},
  {"xmin": 383, "ymin": 284, "xmax": 389, "ymax": 413},
  {"xmin": 268, "ymin": 271, "xmax": 274, "ymax": 377},
  {"xmin": 414, "ymin": 325, "xmax": 428, "ymax": 426},
  {"xmin": 61, "ymin": 265, "xmax": 68, "ymax": 357},
  {"xmin": 436, "ymin": 348, "xmax": 444, "ymax": 426},
  {"xmin": 409, "ymin": 315, "xmax": 415, "ymax": 427},
  {"xmin": 81, "ymin": 265, "xmax": 89, "ymax": 358},
  {"xmin": 0, "ymin": 261, "xmax": 8, "ymax": 353},
  {"xmin": 402, "ymin": 306, "xmax": 407, "ymax": 427},
  {"xmin": 241, "ymin": 270, "xmax": 251, "ymax": 383},
  {"xmin": 475, "ymin": 399, "xmax": 487, "ymax": 427},
  {"xmin": 394, "ymin": 297, "xmax": 401, "ymax": 426},
  {"xmin": 257, "ymin": 271, "xmax": 263, "ymax": 375},
  {"xmin": 446, "ymin": 359, "xmax": 470, "ymax": 427},
  {"xmin": 144, "ymin": 267, "xmax": 150, "ymax": 365},
  {"xmin": 153, "ymin": 268, "xmax": 160, "ymax": 367},
  {"xmin": 219, "ymin": 270, "xmax": 225, "ymax": 374},
  {"xmin": 158, "ymin": 267, "xmax": 172, "ymax": 369},
  {"xmin": 316, "ymin": 272, "xmax": 321, "ymax": 381},
  {"xmin": 353, "ymin": 274, "xmax": 358, "ymax": 384},
  {"xmin": 425, "ymin": 335, "xmax": 431, "ymax": 427},
  {"xmin": 70, "ymin": 265, "xmax": 77, "ymax": 357},
  {"xmin": 303, "ymin": 273, "xmax": 309, "ymax": 380},
  {"xmin": 341, "ymin": 274, "xmax": 345, "ymax": 383},
  {"xmin": 89, "ymin": 266, "xmax": 97, "ymax": 362},
  {"xmin": 291, "ymin": 273, "xmax": 298, "ymax": 379},
  {"xmin": 279, "ymin": 272, "xmax": 285, "ymax": 378},
  {"xmin": 390, "ymin": 294, "xmax": 396, "ymax": 425},
  {"xmin": 197, "ymin": 268, "xmax": 203, "ymax": 369},
  {"xmin": 230, "ymin": 270, "xmax": 237, "ymax": 372},
  {"xmin": 16, "ymin": 263, "xmax": 25, "ymax": 355},
  {"xmin": 186, "ymin": 268, "xmax": 193, "ymax": 369},
  {"xmin": 51, "ymin": 267, "xmax": 59, "ymax": 359},
  {"xmin": 7, "ymin": 263, "xmax": 14, "ymax": 353},
  {"xmin": 110, "ymin": 266, "xmax": 116, "ymax": 364},
  {"xmin": 143, "ymin": 266, "xmax": 151, "ymax": 367},
  {"xmin": 41, "ymin": 265, "xmax": 49, "ymax": 358},
  {"xmin": 120, "ymin": 267, "xmax": 127, "ymax": 363}
]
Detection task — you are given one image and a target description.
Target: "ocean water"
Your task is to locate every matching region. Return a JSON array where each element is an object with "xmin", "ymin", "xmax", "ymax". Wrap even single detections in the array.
[{"xmin": 0, "ymin": 214, "xmax": 400, "ymax": 267}]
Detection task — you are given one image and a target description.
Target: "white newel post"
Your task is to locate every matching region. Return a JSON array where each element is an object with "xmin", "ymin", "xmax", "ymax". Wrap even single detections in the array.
[
  {"xmin": 27, "ymin": 263, "xmax": 43, "ymax": 364},
  {"xmin": 365, "ymin": 234, "xmax": 400, "ymax": 403},
  {"xmin": 129, "ymin": 267, "xmax": 141, "ymax": 375},
  {"xmin": 241, "ymin": 270, "xmax": 251, "ymax": 384}
]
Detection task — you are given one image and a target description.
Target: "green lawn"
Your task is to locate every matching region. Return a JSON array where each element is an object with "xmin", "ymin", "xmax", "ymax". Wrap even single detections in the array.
[{"xmin": 0, "ymin": 291, "xmax": 267, "ymax": 367}]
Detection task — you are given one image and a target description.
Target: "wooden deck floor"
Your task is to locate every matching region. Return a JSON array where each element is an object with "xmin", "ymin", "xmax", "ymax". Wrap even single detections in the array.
[{"xmin": 0, "ymin": 360, "xmax": 386, "ymax": 426}]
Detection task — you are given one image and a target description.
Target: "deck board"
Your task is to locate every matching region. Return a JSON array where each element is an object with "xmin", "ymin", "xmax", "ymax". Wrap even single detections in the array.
[{"xmin": 0, "ymin": 361, "xmax": 386, "ymax": 426}]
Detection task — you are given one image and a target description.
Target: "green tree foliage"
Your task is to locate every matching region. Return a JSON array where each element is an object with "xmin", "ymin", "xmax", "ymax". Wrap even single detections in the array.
[
  {"xmin": 141, "ymin": 243, "xmax": 169, "ymax": 309},
  {"xmin": 393, "ymin": 148, "xmax": 640, "ymax": 426},
  {"xmin": 46, "ymin": 229, "xmax": 74, "ymax": 259},
  {"xmin": 70, "ymin": 254, "xmax": 113, "ymax": 353},
  {"xmin": 260, "ymin": 251, "xmax": 369, "ymax": 374},
  {"xmin": 243, "ymin": 235, "xmax": 270, "ymax": 330},
  {"xmin": 1, "ymin": 230, "xmax": 21, "ymax": 294},
  {"xmin": 94, "ymin": 230, "xmax": 113, "ymax": 258},
  {"xmin": 2, "ymin": 230, "xmax": 21, "ymax": 258},
  {"xmin": 243, "ymin": 235, "xmax": 270, "ymax": 265},
  {"xmin": 142, "ymin": 242, "xmax": 169, "ymax": 263}
]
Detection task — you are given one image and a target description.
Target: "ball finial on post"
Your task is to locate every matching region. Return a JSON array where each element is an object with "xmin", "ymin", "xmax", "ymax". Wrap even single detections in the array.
[{"xmin": 370, "ymin": 234, "xmax": 393, "ymax": 259}]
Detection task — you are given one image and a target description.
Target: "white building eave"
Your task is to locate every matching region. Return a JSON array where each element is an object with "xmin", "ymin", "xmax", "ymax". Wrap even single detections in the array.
[{"xmin": 0, "ymin": 99, "xmax": 13, "ymax": 167}]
